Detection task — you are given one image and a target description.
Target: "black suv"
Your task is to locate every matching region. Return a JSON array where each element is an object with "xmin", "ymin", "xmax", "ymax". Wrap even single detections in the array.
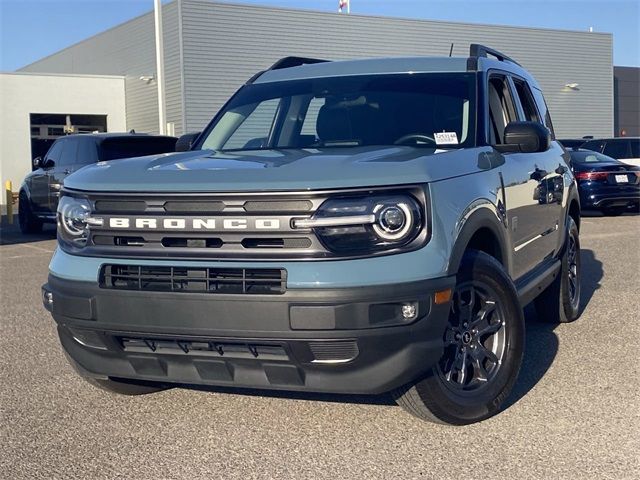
[
  {"xmin": 581, "ymin": 137, "xmax": 640, "ymax": 167},
  {"xmin": 19, "ymin": 133, "xmax": 177, "ymax": 233}
]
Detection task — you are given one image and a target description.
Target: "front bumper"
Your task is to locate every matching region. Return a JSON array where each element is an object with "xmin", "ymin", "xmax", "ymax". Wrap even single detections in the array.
[{"xmin": 43, "ymin": 274, "xmax": 455, "ymax": 395}]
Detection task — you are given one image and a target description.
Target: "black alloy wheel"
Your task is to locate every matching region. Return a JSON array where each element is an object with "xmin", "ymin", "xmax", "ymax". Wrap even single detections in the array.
[{"xmin": 438, "ymin": 281, "xmax": 507, "ymax": 393}]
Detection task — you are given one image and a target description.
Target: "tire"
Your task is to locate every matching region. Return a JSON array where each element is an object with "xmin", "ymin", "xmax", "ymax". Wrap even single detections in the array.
[
  {"xmin": 18, "ymin": 193, "xmax": 43, "ymax": 234},
  {"xmin": 392, "ymin": 250, "xmax": 525, "ymax": 425},
  {"xmin": 534, "ymin": 217, "xmax": 581, "ymax": 323},
  {"xmin": 82, "ymin": 376, "xmax": 167, "ymax": 396}
]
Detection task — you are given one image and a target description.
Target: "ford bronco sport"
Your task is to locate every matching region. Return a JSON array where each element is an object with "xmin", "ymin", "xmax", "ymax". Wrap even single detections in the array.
[{"xmin": 43, "ymin": 45, "xmax": 581, "ymax": 425}]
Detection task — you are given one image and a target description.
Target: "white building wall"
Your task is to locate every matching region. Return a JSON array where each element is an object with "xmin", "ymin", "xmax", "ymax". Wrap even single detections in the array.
[{"xmin": 0, "ymin": 72, "xmax": 126, "ymax": 209}]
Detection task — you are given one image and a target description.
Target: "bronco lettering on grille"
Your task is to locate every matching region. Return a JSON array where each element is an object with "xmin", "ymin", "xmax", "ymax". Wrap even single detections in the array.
[{"xmin": 108, "ymin": 218, "xmax": 282, "ymax": 230}]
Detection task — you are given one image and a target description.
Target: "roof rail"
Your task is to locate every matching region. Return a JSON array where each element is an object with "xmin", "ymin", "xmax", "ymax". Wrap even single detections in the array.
[
  {"xmin": 469, "ymin": 44, "xmax": 521, "ymax": 67},
  {"xmin": 269, "ymin": 56, "xmax": 330, "ymax": 71}
]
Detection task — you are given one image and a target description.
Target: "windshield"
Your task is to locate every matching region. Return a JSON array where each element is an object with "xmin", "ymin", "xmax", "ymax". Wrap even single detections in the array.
[{"xmin": 199, "ymin": 73, "xmax": 476, "ymax": 152}]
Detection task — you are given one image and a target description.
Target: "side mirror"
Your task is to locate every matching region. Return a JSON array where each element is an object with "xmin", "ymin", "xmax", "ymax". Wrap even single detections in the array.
[
  {"xmin": 497, "ymin": 121, "xmax": 551, "ymax": 154},
  {"xmin": 32, "ymin": 157, "xmax": 42, "ymax": 169},
  {"xmin": 175, "ymin": 132, "xmax": 201, "ymax": 152}
]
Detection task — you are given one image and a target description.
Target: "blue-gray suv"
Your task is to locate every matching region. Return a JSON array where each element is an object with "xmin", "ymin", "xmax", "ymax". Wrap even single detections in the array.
[{"xmin": 43, "ymin": 45, "xmax": 582, "ymax": 425}]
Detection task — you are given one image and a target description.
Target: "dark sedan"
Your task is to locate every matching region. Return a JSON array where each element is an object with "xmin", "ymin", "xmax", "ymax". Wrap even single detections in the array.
[
  {"xmin": 19, "ymin": 133, "xmax": 177, "ymax": 233},
  {"xmin": 569, "ymin": 149, "xmax": 640, "ymax": 215}
]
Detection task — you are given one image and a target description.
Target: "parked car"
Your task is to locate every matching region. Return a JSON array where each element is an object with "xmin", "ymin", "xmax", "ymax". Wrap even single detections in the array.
[
  {"xmin": 569, "ymin": 149, "xmax": 640, "ymax": 215},
  {"xmin": 19, "ymin": 133, "xmax": 177, "ymax": 233},
  {"xmin": 42, "ymin": 45, "xmax": 582, "ymax": 425},
  {"xmin": 581, "ymin": 137, "xmax": 640, "ymax": 167}
]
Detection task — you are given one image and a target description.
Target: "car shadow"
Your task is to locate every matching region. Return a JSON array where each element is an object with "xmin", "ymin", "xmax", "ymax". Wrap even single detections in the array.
[
  {"xmin": 183, "ymin": 383, "xmax": 396, "ymax": 406},
  {"xmin": 0, "ymin": 216, "xmax": 57, "ymax": 246},
  {"xmin": 504, "ymin": 247, "xmax": 603, "ymax": 410}
]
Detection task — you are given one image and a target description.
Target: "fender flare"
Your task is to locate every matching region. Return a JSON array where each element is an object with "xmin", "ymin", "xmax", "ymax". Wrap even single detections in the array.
[
  {"xmin": 557, "ymin": 181, "xmax": 581, "ymax": 254},
  {"xmin": 19, "ymin": 183, "xmax": 31, "ymax": 202},
  {"xmin": 446, "ymin": 206, "xmax": 511, "ymax": 276}
]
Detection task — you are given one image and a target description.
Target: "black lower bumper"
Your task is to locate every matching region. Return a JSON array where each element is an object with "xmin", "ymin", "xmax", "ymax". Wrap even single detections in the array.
[
  {"xmin": 579, "ymin": 190, "xmax": 639, "ymax": 210},
  {"xmin": 44, "ymin": 274, "xmax": 455, "ymax": 395}
]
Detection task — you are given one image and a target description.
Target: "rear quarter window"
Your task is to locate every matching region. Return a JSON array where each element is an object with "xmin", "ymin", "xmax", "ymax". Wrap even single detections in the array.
[
  {"xmin": 603, "ymin": 140, "xmax": 631, "ymax": 159},
  {"xmin": 582, "ymin": 140, "xmax": 606, "ymax": 153}
]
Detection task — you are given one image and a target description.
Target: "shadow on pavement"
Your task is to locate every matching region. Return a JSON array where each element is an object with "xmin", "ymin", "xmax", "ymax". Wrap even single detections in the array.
[
  {"xmin": 0, "ymin": 216, "xmax": 57, "ymax": 246},
  {"xmin": 184, "ymin": 383, "xmax": 396, "ymax": 406},
  {"xmin": 505, "ymin": 248, "xmax": 603, "ymax": 410}
]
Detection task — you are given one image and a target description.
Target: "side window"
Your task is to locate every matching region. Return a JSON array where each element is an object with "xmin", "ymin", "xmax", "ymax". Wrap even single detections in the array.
[
  {"xmin": 45, "ymin": 141, "xmax": 63, "ymax": 165},
  {"xmin": 603, "ymin": 140, "xmax": 631, "ymax": 159},
  {"xmin": 223, "ymin": 99, "xmax": 280, "ymax": 150},
  {"xmin": 76, "ymin": 138, "xmax": 99, "ymax": 166},
  {"xmin": 530, "ymin": 88, "xmax": 556, "ymax": 139},
  {"xmin": 487, "ymin": 76, "xmax": 517, "ymax": 145},
  {"xmin": 512, "ymin": 79, "xmax": 540, "ymax": 122},
  {"xmin": 58, "ymin": 139, "xmax": 79, "ymax": 167}
]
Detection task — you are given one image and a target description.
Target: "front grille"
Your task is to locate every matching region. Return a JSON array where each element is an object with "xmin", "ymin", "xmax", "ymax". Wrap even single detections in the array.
[
  {"xmin": 100, "ymin": 265, "xmax": 286, "ymax": 295},
  {"xmin": 77, "ymin": 187, "xmax": 427, "ymax": 261},
  {"xmin": 85, "ymin": 192, "xmax": 328, "ymax": 260}
]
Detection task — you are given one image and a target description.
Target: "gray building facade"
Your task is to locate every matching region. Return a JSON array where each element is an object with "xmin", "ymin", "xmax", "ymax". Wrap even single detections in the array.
[{"xmin": 21, "ymin": 0, "xmax": 614, "ymax": 138}]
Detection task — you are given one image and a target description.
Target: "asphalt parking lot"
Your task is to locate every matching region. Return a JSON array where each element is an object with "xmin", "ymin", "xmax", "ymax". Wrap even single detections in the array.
[{"xmin": 1, "ymin": 213, "xmax": 638, "ymax": 480}]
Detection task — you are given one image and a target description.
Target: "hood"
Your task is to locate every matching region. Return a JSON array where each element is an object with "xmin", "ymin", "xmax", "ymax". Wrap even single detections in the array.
[{"xmin": 64, "ymin": 146, "xmax": 495, "ymax": 192}]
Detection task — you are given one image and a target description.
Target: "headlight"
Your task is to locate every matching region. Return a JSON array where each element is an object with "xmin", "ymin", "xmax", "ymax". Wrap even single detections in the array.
[
  {"xmin": 293, "ymin": 193, "xmax": 425, "ymax": 255},
  {"xmin": 57, "ymin": 195, "xmax": 101, "ymax": 248}
]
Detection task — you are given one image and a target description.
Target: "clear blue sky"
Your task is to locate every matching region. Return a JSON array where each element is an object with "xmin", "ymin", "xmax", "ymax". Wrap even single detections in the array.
[{"xmin": 1, "ymin": 0, "xmax": 638, "ymax": 71}]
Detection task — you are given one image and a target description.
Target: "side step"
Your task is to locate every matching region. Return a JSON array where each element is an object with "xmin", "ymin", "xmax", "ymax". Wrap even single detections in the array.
[{"xmin": 516, "ymin": 259, "xmax": 561, "ymax": 306}]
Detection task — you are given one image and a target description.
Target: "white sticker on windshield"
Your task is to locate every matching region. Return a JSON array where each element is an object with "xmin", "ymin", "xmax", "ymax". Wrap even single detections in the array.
[{"xmin": 434, "ymin": 131, "xmax": 459, "ymax": 145}]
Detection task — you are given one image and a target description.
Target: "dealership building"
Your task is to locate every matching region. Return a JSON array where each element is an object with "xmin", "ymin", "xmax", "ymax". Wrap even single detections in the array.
[{"xmin": 1, "ymin": 0, "xmax": 636, "ymax": 210}]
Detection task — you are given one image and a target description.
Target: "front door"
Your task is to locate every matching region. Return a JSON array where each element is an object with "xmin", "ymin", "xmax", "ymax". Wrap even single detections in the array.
[
  {"xmin": 30, "ymin": 140, "xmax": 63, "ymax": 214},
  {"xmin": 49, "ymin": 138, "xmax": 79, "ymax": 212},
  {"xmin": 487, "ymin": 74, "xmax": 552, "ymax": 279}
]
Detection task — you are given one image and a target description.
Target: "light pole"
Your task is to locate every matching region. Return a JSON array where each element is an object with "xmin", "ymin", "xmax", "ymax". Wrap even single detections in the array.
[{"xmin": 154, "ymin": 0, "xmax": 166, "ymax": 135}]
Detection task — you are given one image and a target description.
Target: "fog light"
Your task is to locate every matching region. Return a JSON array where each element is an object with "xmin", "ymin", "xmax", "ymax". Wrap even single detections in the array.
[
  {"xmin": 44, "ymin": 291, "xmax": 53, "ymax": 305},
  {"xmin": 401, "ymin": 303, "xmax": 418, "ymax": 320}
]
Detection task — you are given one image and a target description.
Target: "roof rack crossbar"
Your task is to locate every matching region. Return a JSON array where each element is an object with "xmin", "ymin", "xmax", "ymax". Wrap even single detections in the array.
[
  {"xmin": 469, "ymin": 44, "xmax": 521, "ymax": 67},
  {"xmin": 268, "ymin": 56, "xmax": 330, "ymax": 71}
]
